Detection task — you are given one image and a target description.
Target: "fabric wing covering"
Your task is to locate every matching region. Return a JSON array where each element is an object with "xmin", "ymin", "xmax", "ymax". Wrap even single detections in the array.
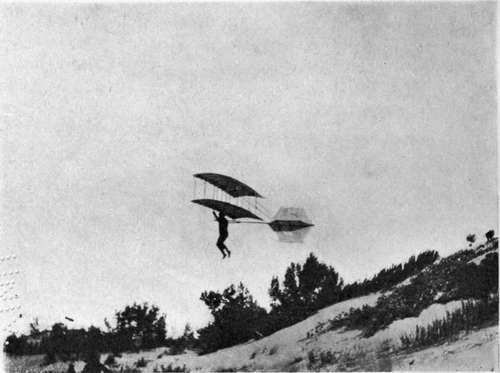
[
  {"xmin": 192, "ymin": 199, "xmax": 263, "ymax": 220},
  {"xmin": 194, "ymin": 173, "xmax": 263, "ymax": 198}
]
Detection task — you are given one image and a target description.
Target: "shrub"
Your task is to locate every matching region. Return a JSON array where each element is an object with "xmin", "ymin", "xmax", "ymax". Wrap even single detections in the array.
[
  {"xmin": 66, "ymin": 362, "xmax": 76, "ymax": 373},
  {"xmin": 319, "ymin": 350, "xmax": 336, "ymax": 365},
  {"xmin": 399, "ymin": 296, "xmax": 498, "ymax": 350},
  {"xmin": 168, "ymin": 344, "xmax": 185, "ymax": 356},
  {"xmin": 466, "ymin": 234, "xmax": 476, "ymax": 246},
  {"xmin": 157, "ymin": 349, "xmax": 168, "ymax": 359},
  {"xmin": 161, "ymin": 363, "xmax": 188, "ymax": 372},
  {"xmin": 104, "ymin": 353, "xmax": 116, "ymax": 366},
  {"xmin": 375, "ymin": 340, "xmax": 393, "ymax": 371},
  {"xmin": 338, "ymin": 250, "xmax": 439, "ymax": 303},
  {"xmin": 485, "ymin": 230, "xmax": 495, "ymax": 242},
  {"xmin": 42, "ymin": 351, "xmax": 57, "ymax": 366},
  {"xmin": 135, "ymin": 357, "xmax": 148, "ymax": 368},
  {"xmin": 291, "ymin": 356, "xmax": 303, "ymax": 364},
  {"xmin": 334, "ymin": 345, "xmax": 375, "ymax": 371},
  {"xmin": 307, "ymin": 350, "xmax": 316, "ymax": 366},
  {"xmin": 118, "ymin": 367, "xmax": 141, "ymax": 373},
  {"xmin": 316, "ymin": 242, "xmax": 498, "ymax": 338}
]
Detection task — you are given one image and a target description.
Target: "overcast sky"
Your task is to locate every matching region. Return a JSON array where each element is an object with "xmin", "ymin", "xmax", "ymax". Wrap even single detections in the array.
[{"xmin": 0, "ymin": 2, "xmax": 497, "ymax": 336}]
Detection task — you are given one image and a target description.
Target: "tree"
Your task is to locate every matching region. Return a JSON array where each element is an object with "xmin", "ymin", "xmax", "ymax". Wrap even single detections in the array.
[
  {"xmin": 47, "ymin": 323, "xmax": 69, "ymax": 361},
  {"xmin": 4, "ymin": 334, "xmax": 22, "ymax": 355},
  {"xmin": 316, "ymin": 265, "xmax": 343, "ymax": 309},
  {"xmin": 268, "ymin": 276, "xmax": 281, "ymax": 308},
  {"xmin": 182, "ymin": 324, "xmax": 195, "ymax": 348},
  {"xmin": 299, "ymin": 253, "xmax": 343, "ymax": 311},
  {"xmin": 114, "ymin": 303, "xmax": 167, "ymax": 351},
  {"xmin": 485, "ymin": 230, "xmax": 495, "ymax": 242},
  {"xmin": 477, "ymin": 252, "xmax": 498, "ymax": 298},
  {"xmin": 81, "ymin": 326, "xmax": 109, "ymax": 373},
  {"xmin": 268, "ymin": 253, "xmax": 343, "ymax": 330},
  {"xmin": 198, "ymin": 282, "xmax": 267, "ymax": 353}
]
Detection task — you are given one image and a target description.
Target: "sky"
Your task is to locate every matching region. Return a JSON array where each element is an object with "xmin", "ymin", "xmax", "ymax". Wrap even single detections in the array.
[{"xmin": 0, "ymin": 2, "xmax": 497, "ymax": 337}]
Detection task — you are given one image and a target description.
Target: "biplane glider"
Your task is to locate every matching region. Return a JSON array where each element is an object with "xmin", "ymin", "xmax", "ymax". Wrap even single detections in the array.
[{"xmin": 191, "ymin": 173, "xmax": 314, "ymax": 245}]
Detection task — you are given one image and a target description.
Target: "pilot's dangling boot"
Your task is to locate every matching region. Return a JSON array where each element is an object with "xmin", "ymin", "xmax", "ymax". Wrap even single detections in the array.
[{"xmin": 218, "ymin": 244, "xmax": 226, "ymax": 259}]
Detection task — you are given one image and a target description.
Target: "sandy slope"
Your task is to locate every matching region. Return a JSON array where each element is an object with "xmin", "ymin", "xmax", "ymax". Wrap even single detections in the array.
[
  {"xmin": 114, "ymin": 291, "xmax": 498, "ymax": 372},
  {"xmin": 118, "ymin": 292, "xmax": 382, "ymax": 372},
  {"xmin": 392, "ymin": 325, "xmax": 499, "ymax": 371}
]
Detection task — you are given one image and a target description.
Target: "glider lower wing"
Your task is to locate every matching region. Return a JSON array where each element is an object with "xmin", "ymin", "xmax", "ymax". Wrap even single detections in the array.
[
  {"xmin": 192, "ymin": 199, "xmax": 263, "ymax": 220},
  {"xmin": 194, "ymin": 173, "xmax": 263, "ymax": 198}
]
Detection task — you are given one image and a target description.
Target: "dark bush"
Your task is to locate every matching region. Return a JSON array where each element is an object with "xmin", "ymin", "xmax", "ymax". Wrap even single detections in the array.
[
  {"xmin": 66, "ymin": 362, "xmax": 76, "ymax": 373},
  {"xmin": 161, "ymin": 363, "xmax": 188, "ymax": 372},
  {"xmin": 135, "ymin": 357, "xmax": 148, "ymax": 368},
  {"xmin": 3, "ymin": 303, "xmax": 168, "ymax": 358},
  {"xmin": 338, "ymin": 250, "xmax": 439, "ymax": 302},
  {"xmin": 104, "ymin": 353, "xmax": 116, "ymax": 366},
  {"xmin": 197, "ymin": 282, "xmax": 267, "ymax": 354},
  {"xmin": 466, "ymin": 234, "xmax": 476, "ymax": 246},
  {"xmin": 485, "ymin": 230, "xmax": 495, "ymax": 242}
]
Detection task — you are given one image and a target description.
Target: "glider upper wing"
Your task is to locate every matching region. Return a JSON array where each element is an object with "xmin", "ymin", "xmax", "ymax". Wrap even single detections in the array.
[
  {"xmin": 192, "ymin": 199, "xmax": 263, "ymax": 220},
  {"xmin": 194, "ymin": 173, "xmax": 263, "ymax": 198}
]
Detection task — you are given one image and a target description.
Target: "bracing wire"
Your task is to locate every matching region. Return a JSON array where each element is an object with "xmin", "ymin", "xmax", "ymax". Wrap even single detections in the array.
[
  {"xmin": 256, "ymin": 201, "xmax": 271, "ymax": 214},
  {"xmin": 254, "ymin": 204, "xmax": 271, "ymax": 219},
  {"xmin": 252, "ymin": 201, "xmax": 271, "ymax": 221}
]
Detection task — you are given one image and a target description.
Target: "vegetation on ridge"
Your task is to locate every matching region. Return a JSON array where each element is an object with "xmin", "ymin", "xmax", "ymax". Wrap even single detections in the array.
[{"xmin": 3, "ymin": 231, "xmax": 497, "ymax": 372}]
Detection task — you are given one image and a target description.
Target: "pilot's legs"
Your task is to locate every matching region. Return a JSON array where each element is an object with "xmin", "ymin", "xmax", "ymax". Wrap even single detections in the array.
[
  {"xmin": 217, "ymin": 236, "xmax": 227, "ymax": 258},
  {"xmin": 217, "ymin": 234, "xmax": 230, "ymax": 258}
]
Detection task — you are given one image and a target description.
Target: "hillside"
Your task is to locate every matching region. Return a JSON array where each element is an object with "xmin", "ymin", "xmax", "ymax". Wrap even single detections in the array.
[
  {"xmin": 106, "ymin": 238, "xmax": 499, "ymax": 372},
  {"xmin": 6, "ymin": 237, "xmax": 498, "ymax": 372},
  {"xmin": 114, "ymin": 303, "xmax": 497, "ymax": 372}
]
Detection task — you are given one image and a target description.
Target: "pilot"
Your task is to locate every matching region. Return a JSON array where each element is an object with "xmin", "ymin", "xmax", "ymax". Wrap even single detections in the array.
[{"xmin": 213, "ymin": 211, "xmax": 231, "ymax": 259}]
